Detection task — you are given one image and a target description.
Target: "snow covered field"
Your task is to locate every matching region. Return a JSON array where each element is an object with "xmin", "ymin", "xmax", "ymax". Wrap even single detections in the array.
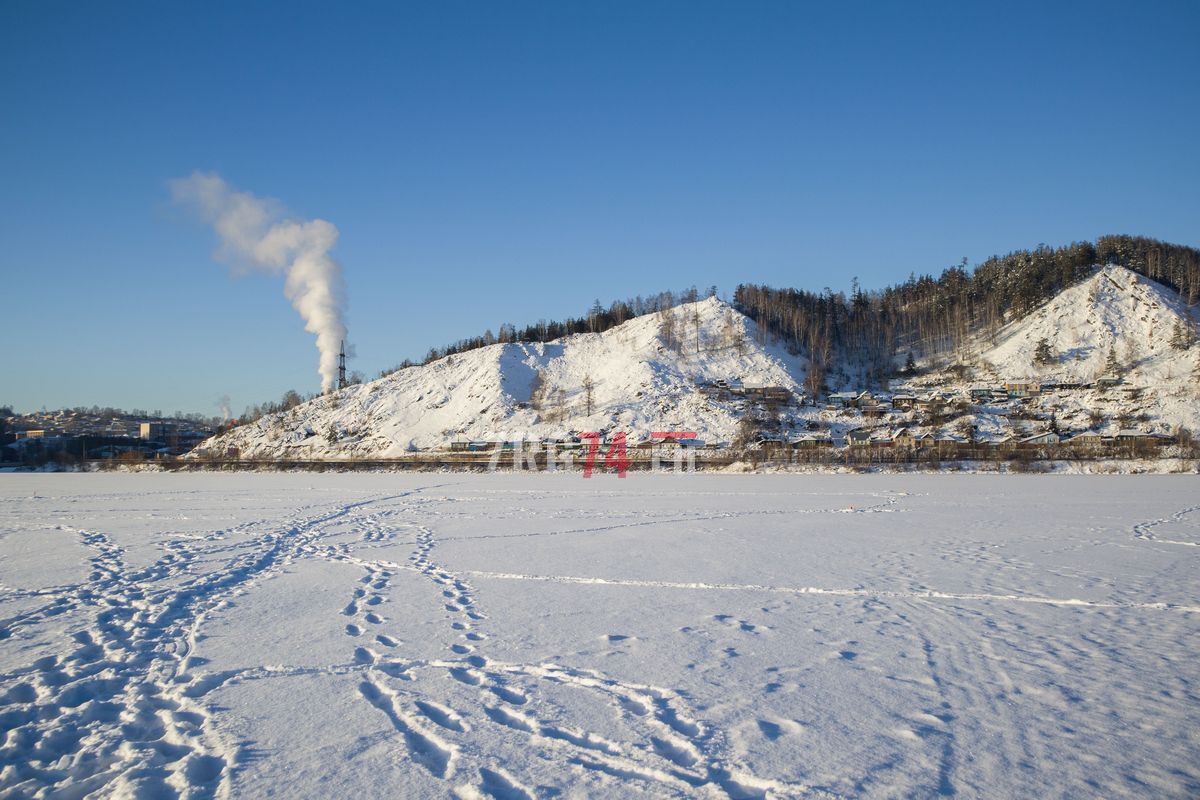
[{"xmin": 1, "ymin": 474, "xmax": 1198, "ymax": 799}]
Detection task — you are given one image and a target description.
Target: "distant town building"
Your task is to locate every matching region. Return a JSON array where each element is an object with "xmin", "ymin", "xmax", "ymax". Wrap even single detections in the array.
[{"xmin": 139, "ymin": 422, "xmax": 176, "ymax": 440}]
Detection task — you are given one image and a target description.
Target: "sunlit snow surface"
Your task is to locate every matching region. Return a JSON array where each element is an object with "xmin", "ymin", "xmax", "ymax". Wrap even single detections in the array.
[{"xmin": 1, "ymin": 474, "xmax": 1198, "ymax": 798}]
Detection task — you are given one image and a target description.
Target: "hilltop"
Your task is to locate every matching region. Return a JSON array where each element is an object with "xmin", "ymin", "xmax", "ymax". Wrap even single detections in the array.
[{"xmin": 202, "ymin": 297, "xmax": 806, "ymax": 458}]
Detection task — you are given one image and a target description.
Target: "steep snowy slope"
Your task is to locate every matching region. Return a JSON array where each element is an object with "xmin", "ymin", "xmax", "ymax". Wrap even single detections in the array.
[
  {"xmin": 202, "ymin": 298, "xmax": 808, "ymax": 457},
  {"xmin": 978, "ymin": 265, "xmax": 1197, "ymax": 383},
  {"xmin": 914, "ymin": 265, "xmax": 1200, "ymax": 436}
]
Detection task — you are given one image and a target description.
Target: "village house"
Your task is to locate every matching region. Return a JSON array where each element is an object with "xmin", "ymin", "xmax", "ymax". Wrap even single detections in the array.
[
  {"xmin": 933, "ymin": 433, "xmax": 966, "ymax": 452},
  {"xmin": 791, "ymin": 433, "xmax": 833, "ymax": 449},
  {"xmin": 846, "ymin": 429, "xmax": 873, "ymax": 446},
  {"xmin": 829, "ymin": 391, "xmax": 860, "ymax": 409},
  {"xmin": 743, "ymin": 384, "xmax": 794, "ymax": 404},
  {"xmin": 1004, "ymin": 382, "xmax": 1040, "ymax": 398},
  {"xmin": 1018, "ymin": 431, "xmax": 1060, "ymax": 448},
  {"xmin": 1064, "ymin": 431, "xmax": 1104, "ymax": 449},
  {"xmin": 915, "ymin": 392, "xmax": 952, "ymax": 411},
  {"xmin": 989, "ymin": 435, "xmax": 1018, "ymax": 452}
]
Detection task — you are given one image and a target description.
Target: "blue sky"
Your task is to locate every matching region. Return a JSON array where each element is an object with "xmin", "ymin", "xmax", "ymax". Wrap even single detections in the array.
[{"xmin": 2, "ymin": 1, "xmax": 1198, "ymax": 416}]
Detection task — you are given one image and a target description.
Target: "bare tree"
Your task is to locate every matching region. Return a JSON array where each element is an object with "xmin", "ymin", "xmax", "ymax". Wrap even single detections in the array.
[
  {"xmin": 721, "ymin": 308, "xmax": 740, "ymax": 351},
  {"xmin": 582, "ymin": 376, "xmax": 595, "ymax": 416},
  {"xmin": 554, "ymin": 387, "xmax": 567, "ymax": 423},
  {"xmin": 659, "ymin": 309, "xmax": 679, "ymax": 352},
  {"xmin": 804, "ymin": 362, "xmax": 824, "ymax": 399},
  {"xmin": 1122, "ymin": 340, "xmax": 1140, "ymax": 372}
]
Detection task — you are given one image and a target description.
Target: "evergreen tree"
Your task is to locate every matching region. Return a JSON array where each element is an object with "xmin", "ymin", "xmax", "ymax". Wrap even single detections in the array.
[
  {"xmin": 1171, "ymin": 320, "xmax": 1197, "ymax": 350},
  {"xmin": 1104, "ymin": 347, "xmax": 1120, "ymax": 375},
  {"xmin": 904, "ymin": 351, "xmax": 916, "ymax": 374},
  {"xmin": 588, "ymin": 300, "xmax": 604, "ymax": 333},
  {"xmin": 1034, "ymin": 337, "xmax": 1055, "ymax": 366}
]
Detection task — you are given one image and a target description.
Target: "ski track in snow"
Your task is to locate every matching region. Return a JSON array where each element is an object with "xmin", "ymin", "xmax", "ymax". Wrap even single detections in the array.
[
  {"xmin": 454, "ymin": 571, "xmax": 1200, "ymax": 614},
  {"xmin": 1, "ymin": 478, "xmax": 1198, "ymax": 798}
]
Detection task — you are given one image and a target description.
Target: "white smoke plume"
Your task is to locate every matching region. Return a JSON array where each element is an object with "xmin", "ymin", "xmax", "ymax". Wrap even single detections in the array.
[
  {"xmin": 172, "ymin": 172, "xmax": 347, "ymax": 392},
  {"xmin": 216, "ymin": 395, "xmax": 232, "ymax": 423}
]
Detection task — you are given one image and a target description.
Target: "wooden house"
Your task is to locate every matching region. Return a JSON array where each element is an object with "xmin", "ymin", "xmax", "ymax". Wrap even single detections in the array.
[
  {"xmin": 1064, "ymin": 431, "xmax": 1103, "ymax": 448},
  {"xmin": 791, "ymin": 433, "xmax": 833, "ymax": 449},
  {"xmin": 1018, "ymin": 431, "xmax": 1060, "ymax": 448},
  {"xmin": 744, "ymin": 384, "xmax": 794, "ymax": 404},
  {"xmin": 989, "ymin": 435, "xmax": 1018, "ymax": 452},
  {"xmin": 1005, "ymin": 382, "xmax": 1041, "ymax": 398},
  {"xmin": 846, "ymin": 429, "xmax": 873, "ymax": 447},
  {"xmin": 829, "ymin": 392, "xmax": 859, "ymax": 409}
]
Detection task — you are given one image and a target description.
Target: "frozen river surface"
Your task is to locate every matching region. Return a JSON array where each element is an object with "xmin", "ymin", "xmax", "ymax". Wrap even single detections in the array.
[{"xmin": 0, "ymin": 473, "xmax": 1197, "ymax": 798}]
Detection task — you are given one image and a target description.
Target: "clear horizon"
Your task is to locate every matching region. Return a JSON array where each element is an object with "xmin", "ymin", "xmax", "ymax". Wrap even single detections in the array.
[{"xmin": 2, "ymin": 1, "xmax": 1198, "ymax": 415}]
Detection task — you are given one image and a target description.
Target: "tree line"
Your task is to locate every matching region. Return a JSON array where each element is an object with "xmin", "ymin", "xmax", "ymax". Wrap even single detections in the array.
[
  {"xmin": 377, "ymin": 286, "xmax": 719, "ymax": 378},
  {"xmin": 734, "ymin": 234, "xmax": 1200, "ymax": 389}
]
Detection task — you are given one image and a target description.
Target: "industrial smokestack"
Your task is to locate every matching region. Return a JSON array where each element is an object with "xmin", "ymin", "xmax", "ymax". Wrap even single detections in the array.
[{"xmin": 171, "ymin": 172, "xmax": 348, "ymax": 392}]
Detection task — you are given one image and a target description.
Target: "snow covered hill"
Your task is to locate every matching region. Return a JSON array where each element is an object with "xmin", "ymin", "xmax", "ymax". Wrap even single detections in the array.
[
  {"xmin": 202, "ymin": 297, "xmax": 808, "ymax": 458},
  {"xmin": 974, "ymin": 265, "xmax": 1197, "ymax": 385},
  {"xmin": 910, "ymin": 265, "xmax": 1200, "ymax": 435},
  {"xmin": 199, "ymin": 267, "xmax": 1199, "ymax": 460}
]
